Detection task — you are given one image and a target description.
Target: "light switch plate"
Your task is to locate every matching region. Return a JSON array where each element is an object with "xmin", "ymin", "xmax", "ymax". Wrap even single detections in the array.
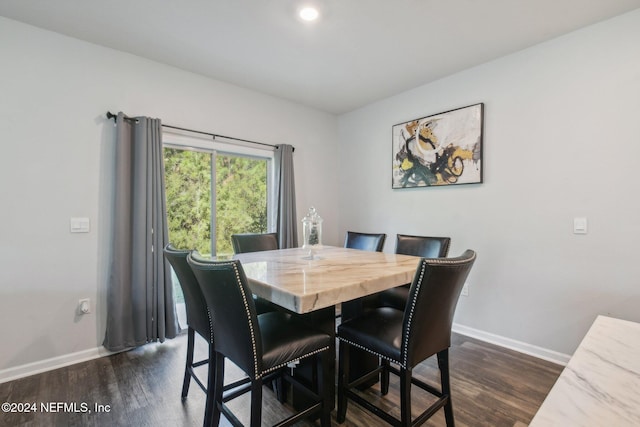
[
  {"xmin": 461, "ymin": 282, "xmax": 469, "ymax": 296},
  {"xmin": 70, "ymin": 217, "xmax": 90, "ymax": 233},
  {"xmin": 573, "ymin": 217, "xmax": 588, "ymax": 234}
]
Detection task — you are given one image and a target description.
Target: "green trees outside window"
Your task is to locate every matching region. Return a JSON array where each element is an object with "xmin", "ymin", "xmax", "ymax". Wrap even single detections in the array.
[
  {"xmin": 215, "ymin": 154, "xmax": 268, "ymax": 257},
  {"xmin": 164, "ymin": 147, "xmax": 269, "ymax": 258},
  {"xmin": 164, "ymin": 148, "xmax": 212, "ymax": 255}
]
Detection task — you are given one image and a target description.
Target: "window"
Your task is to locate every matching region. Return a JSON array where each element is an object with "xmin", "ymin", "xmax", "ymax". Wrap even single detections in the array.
[{"xmin": 163, "ymin": 130, "xmax": 274, "ymax": 327}]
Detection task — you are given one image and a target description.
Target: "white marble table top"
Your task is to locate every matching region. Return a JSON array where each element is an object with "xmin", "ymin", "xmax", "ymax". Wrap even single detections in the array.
[
  {"xmin": 234, "ymin": 246, "xmax": 421, "ymax": 314},
  {"xmin": 529, "ymin": 315, "xmax": 640, "ymax": 426}
]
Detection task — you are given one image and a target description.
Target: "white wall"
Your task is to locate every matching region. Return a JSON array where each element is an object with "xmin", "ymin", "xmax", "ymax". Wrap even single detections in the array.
[
  {"xmin": 337, "ymin": 9, "xmax": 640, "ymax": 357},
  {"xmin": 0, "ymin": 17, "xmax": 340, "ymax": 376}
]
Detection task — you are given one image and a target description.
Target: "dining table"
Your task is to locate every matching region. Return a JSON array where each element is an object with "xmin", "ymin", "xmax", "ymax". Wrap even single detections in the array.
[{"xmin": 233, "ymin": 245, "xmax": 423, "ymax": 409}]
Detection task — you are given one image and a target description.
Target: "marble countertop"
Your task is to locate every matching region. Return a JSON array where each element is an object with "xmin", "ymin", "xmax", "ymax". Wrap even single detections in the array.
[
  {"xmin": 234, "ymin": 246, "xmax": 421, "ymax": 313},
  {"xmin": 529, "ymin": 315, "xmax": 640, "ymax": 426}
]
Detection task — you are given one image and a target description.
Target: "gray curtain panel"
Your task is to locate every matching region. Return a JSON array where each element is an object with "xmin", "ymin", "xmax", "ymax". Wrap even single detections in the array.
[
  {"xmin": 274, "ymin": 144, "xmax": 298, "ymax": 248},
  {"xmin": 103, "ymin": 113, "xmax": 179, "ymax": 351}
]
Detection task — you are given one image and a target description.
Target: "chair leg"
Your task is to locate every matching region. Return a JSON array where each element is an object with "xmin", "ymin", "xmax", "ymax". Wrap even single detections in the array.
[
  {"xmin": 337, "ymin": 341, "xmax": 350, "ymax": 423},
  {"xmin": 274, "ymin": 377, "xmax": 287, "ymax": 403},
  {"xmin": 399, "ymin": 367, "xmax": 412, "ymax": 427},
  {"xmin": 380, "ymin": 358, "xmax": 390, "ymax": 395},
  {"xmin": 204, "ymin": 350, "xmax": 223, "ymax": 427},
  {"xmin": 203, "ymin": 345, "xmax": 214, "ymax": 427},
  {"xmin": 250, "ymin": 378, "xmax": 263, "ymax": 427},
  {"xmin": 438, "ymin": 349, "xmax": 455, "ymax": 427},
  {"xmin": 318, "ymin": 351, "xmax": 331, "ymax": 427},
  {"xmin": 182, "ymin": 327, "xmax": 196, "ymax": 399}
]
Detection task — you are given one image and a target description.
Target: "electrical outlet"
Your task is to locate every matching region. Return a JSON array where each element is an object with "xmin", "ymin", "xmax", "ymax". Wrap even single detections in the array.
[
  {"xmin": 461, "ymin": 283, "xmax": 469, "ymax": 297},
  {"xmin": 78, "ymin": 298, "xmax": 91, "ymax": 314}
]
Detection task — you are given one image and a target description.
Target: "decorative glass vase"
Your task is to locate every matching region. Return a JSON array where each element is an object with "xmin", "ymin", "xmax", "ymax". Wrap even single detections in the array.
[{"xmin": 302, "ymin": 206, "xmax": 323, "ymax": 259}]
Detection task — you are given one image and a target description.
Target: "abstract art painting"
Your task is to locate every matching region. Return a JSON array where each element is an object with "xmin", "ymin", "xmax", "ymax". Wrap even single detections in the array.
[{"xmin": 392, "ymin": 103, "xmax": 483, "ymax": 188}]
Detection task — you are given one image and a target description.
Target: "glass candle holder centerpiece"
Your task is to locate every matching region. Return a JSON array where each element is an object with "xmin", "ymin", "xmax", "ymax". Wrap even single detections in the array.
[{"xmin": 301, "ymin": 206, "xmax": 323, "ymax": 259}]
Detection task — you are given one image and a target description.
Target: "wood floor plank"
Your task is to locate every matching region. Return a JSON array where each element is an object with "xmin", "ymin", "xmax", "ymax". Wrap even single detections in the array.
[{"xmin": 0, "ymin": 333, "xmax": 562, "ymax": 426}]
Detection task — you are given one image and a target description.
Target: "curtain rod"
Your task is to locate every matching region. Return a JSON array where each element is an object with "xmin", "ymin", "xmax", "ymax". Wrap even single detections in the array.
[{"xmin": 105, "ymin": 111, "xmax": 293, "ymax": 152}]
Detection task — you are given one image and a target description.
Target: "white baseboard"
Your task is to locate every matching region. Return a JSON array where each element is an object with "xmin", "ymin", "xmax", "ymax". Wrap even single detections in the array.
[
  {"xmin": 0, "ymin": 347, "xmax": 118, "ymax": 384},
  {"xmin": 453, "ymin": 322, "xmax": 571, "ymax": 366}
]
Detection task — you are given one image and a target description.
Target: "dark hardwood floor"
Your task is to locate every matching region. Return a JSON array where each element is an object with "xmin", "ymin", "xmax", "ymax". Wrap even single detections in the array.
[{"xmin": 0, "ymin": 332, "xmax": 562, "ymax": 426}]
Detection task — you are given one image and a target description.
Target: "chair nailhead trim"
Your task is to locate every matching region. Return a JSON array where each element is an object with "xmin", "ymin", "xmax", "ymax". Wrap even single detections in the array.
[
  {"xmin": 231, "ymin": 262, "xmax": 260, "ymax": 379},
  {"xmin": 337, "ymin": 337, "xmax": 404, "ymax": 369},
  {"xmin": 207, "ymin": 309, "xmax": 215, "ymax": 344},
  {"xmin": 403, "ymin": 259, "xmax": 426, "ymax": 366},
  {"xmin": 260, "ymin": 346, "xmax": 330, "ymax": 377},
  {"xmin": 421, "ymin": 253, "xmax": 476, "ymax": 265}
]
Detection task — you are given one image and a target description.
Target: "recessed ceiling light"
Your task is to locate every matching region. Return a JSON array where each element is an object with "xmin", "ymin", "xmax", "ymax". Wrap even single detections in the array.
[{"xmin": 299, "ymin": 7, "xmax": 319, "ymax": 21}]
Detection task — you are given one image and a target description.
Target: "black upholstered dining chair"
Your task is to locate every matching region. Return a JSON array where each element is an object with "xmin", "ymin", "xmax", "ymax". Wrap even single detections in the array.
[
  {"xmin": 395, "ymin": 234, "xmax": 451, "ymax": 258},
  {"xmin": 368, "ymin": 234, "xmax": 452, "ymax": 394},
  {"xmin": 378, "ymin": 234, "xmax": 451, "ymax": 310},
  {"xmin": 340, "ymin": 231, "xmax": 386, "ymax": 322},
  {"xmin": 344, "ymin": 231, "xmax": 386, "ymax": 252},
  {"xmin": 231, "ymin": 232, "xmax": 279, "ymax": 254},
  {"xmin": 163, "ymin": 244, "xmax": 280, "ymax": 427},
  {"xmin": 187, "ymin": 254, "xmax": 332, "ymax": 427},
  {"xmin": 336, "ymin": 250, "xmax": 476, "ymax": 427},
  {"xmin": 230, "ymin": 232, "xmax": 285, "ymax": 322},
  {"xmin": 163, "ymin": 244, "xmax": 218, "ymax": 427}
]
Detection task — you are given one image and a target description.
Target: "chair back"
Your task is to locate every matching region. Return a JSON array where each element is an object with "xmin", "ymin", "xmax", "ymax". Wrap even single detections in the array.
[
  {"xmin": 395, "ymin": 234, "xmax": 451, "ymax": 258},
  {"xmin": 402, "ymin": 250, "xmax": 476, "ymax": 367},
  {"xmin": 344, "ymin": 231, "xmax": 386, "ymax": 252},
  {"xmin": 187, "ymin": 254, "xmax": 263, "ymax": 379},
  {"xmin": 231, "ymin": 232, "xmax": 279, "ymax": 254},
  {"xmin": 163, "ymin": 244, "xmax": 210, "ymax": 338}
]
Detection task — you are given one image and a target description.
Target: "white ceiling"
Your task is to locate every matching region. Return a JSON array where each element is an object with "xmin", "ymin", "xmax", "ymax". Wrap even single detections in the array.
[{"xmin": 2, "ymin": 0, "xmax": 639, "ymax": 114}]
